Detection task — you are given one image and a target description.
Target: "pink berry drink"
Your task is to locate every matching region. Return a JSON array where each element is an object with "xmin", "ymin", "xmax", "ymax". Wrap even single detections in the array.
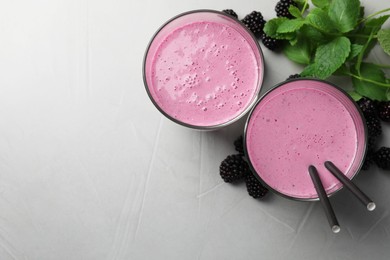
[
  {"xmin": 245, "ymin": 79, "xmax": 367, "ymax": 200},
  {"xmin": 143, "ymin": 10, "xmax": 264, "ymax": 129}
]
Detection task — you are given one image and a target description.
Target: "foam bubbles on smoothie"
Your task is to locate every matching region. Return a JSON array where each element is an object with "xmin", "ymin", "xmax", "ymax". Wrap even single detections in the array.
[{"xmin": 150, "ymin": 20, "xmax": 259, "ymax": 126}]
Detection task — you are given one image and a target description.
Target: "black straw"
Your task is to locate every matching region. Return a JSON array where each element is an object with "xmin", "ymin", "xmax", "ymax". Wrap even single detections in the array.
[
  {"xmin": 309, "ymin": 165, "xmax": 340, "ymax": 233},
  {"xmin": 324, "ymin": 161, "xmax": 376, "ymax": 211}
]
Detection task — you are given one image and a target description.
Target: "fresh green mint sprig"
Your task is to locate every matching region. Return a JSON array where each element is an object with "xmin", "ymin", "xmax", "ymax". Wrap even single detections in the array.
[{"xmin": 264, "ymin": 0, "xmax": 390, "ymax": 101}]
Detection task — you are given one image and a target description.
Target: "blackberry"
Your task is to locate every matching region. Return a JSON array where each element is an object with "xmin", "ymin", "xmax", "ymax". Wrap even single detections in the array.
[
  {"xmin": 241, "ymin": 11, "xmax": 266, "ymax": 38},
  {"xmin": 361, "ymin": 150, "xmax": 375, "ymax": 170},
  {"xmin": 220, "ymin": 154, "xmax": 249, "ymax": 183},
  {"xmin": 287, "ymin": 74, "xmax": 301, "ymax": 80},
  {"xmin": 377, "ymin": 101, "xmax": 390, "ymax": 122},
  {"xmin": 234, "ymin": 136, "xmax": 244, "ymax": 156},
  {"xmin": 367, "ymin": 136, "xmax": 377, "ymax": 151},
  {"xmin": 261, "ymin": 33, "xmax": 281, "ymax": 51},
  {"xmin": 245, "ymin": 173, "xmax": 268, "ymax": 199},
  {"xmin": 357, "ymin": 97, "xmax": 377, "ymax": 116},
  {"xmin": 275, "ymin": 0, "xmax": 298, "ymax": 19},
  {"xmin": 222, "ymin": 9, "xmax": 238, "ymax": 19},
  {"xmin": 374, "ymin": 147, "xmax": 390, "ymax": 170},
  {"xmin": 365, "ymin": 114, "xmax": 382, "ymax": 139}
]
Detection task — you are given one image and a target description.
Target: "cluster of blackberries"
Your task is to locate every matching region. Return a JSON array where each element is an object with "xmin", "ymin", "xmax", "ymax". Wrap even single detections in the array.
[
  {"xmin": 219, "ymin": 136, "xmax": 269, "ymax": 199},
  {"xmin": 356, "ymin": 97, "xmax": 390, "ymax": 170},
  {"xmin": 222, "ymin": 9, "xmax": 279, "ymax": 50},
  {"xmin": 222, "ymin": 1, "xmax": 298, "ymax": 51}
]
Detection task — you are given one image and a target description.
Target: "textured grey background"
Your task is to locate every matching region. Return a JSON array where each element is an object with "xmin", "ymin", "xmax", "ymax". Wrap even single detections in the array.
[{"xmin": 0, "ymin": 0, "xmax": 389, "ymax": 259}]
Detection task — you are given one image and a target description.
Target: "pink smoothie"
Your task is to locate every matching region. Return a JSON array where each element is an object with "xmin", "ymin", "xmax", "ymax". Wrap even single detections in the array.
[
  {"xmin": 144, "ymin": 11, "xmax": 263, "ymax": 127},
  {"xmin": 246, "ymin": 80, "xmax": 366, "ymax": 199}
]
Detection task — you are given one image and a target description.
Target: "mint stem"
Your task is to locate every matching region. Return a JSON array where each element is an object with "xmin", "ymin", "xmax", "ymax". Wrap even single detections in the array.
[
  {"xmin": 359, "ymin": 8, "xmax": 390, "ymax": 24},
  {"xmin": 300, "ymin": 0, "xmax": 308, "ymax": 15},
  {"xmin": 347, "ymin": 72, "xmax": 390, "ymax": 88},
  {"xmin": 355, "ymin": 31, "xmax": 375, "ymax": 76},
  {"xmin": 348, "ymin": 33, "xmax": 377, "ymax": 39},
  {"xmin": 372, "ymin": 63, "xmax": 390, "ymax": 69}
]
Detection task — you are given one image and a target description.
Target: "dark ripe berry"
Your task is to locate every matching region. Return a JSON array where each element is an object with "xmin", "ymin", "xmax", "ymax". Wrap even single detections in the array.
[
  {"xmin": 367, "ymin": 136, "xmax": 377, "ymax": 152},
  {"xmin": 377, "ymin": 101, "xmax": 390, "ymax": 122},
  {"xmin": 222, "ymin": 9, "xmax": 238, "ymax": 19},
  {"xmin": 365, "ymin": 114, "xmax": 382, "ymax": 139},
  {"xmin": 261, "ymin": 33, "xmax": 281, "ymax": 51},
  {"xmin": 361, "ymin": 150, "xmax": 375, "ymax": 170},
  {"xmin": 275, "ymin": 0, "xmax": 298, "ymax": 19},
  {"xmin": 287, "ymin": 74, "xmax": 301, "ymax": 80},
  {"xmin": 220, "ymin": 154, "xmax": 249, "ymax": 183},
  {"xmin": 234, "ymin": 136, "xmax": 244, "ymax": 156},
  {"xmin": 245, "ymin": 173, "xmax": 268, "ymax": 199},
  {"xmin": 362, "ymin": 128, "xmax": 379, "ymax": 171},
  {"xmin": 241, "ymin": 11, "xmax": 266, "ymax": 38},
  {"xmin": 357, "ymin": 97, "xmax": 378, "ymax": 116},
  {"xmin": 374, "ymin": 147, "xmax": 390, "ymax": 170}
]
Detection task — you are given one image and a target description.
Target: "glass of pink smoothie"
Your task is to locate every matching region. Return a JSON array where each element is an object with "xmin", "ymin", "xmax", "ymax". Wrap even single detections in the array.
[
  {"xmin": 143, "ymin": 10, "xmax": 264, "ymax": 130},
  {"xmin": 245, "ymin": 79, "xmax": 367, "ymax": 200}
]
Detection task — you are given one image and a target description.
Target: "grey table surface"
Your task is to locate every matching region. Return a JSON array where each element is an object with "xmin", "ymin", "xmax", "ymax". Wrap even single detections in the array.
[{"xmin": 0, "ymin": 0, "xmax": 390, "ymax": 259}]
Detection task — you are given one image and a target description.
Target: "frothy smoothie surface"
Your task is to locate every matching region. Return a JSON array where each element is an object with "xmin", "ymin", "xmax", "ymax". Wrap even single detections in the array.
[
  {"xmin": 246, "ymin": 80, "xmax": 364, "ymax": 199},
  {"xmin": 145, "ymin": 15, "xmax": 262, "ymax": 127}
]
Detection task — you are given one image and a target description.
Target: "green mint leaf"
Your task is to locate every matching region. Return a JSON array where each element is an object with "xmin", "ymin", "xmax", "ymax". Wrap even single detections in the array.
[
  {"xmin": 328, "ymin": 0, "xmax": 360, "ymax": 33},
  {"xmin": 352, "ymin": 63, "xmax": 388, "ymax": 101},
  {"xmin": 347, "ymin": 44, "xmax": 364, "ymax": 60},
  {"xmin": 352, "ymin": 15, "xmax": 390, "ymax": 55},
  {"xmin": 264, "ymin": 17, "xmax": 289, "ymax": 38},
  {"xmin": 264, "ymin": 18, "xmax": 296, "ymax": 40},
  {"xmin": 277, "ymin": 19, "xmax": 305, "ymax": 33},
  {"xmin": 312, "ymin": 0, "xmax": 329, "ymax": 8},
  {"xmin": 300, "ymin": 64, "xmax": 317, "ymax": 77},
  {"xmin": 312, "ymin": 36, "xmax": 351, "ymax": 79},
  {"xmin": 365, "ymin": 15, "xmax": 390, "ymax": 34},
  {"xmin": 377, "ymin": 29, "xmax": 390, "ymax": 56},
  {"xmin": 289, "ymin": 6, "xmax": 302, "ymax": 18},
  {"xmin": 354, "ymin": 15, "xmax": 390, "ymax": 45},
  {"xmin": 283, "ymin": 39, "xmax": 311, "ymax": 64},
  {"xmin": 306, "ymin": 8, "xmax": 337, "ymax": 33},
  {"xmin": 348, "ymin": 91, "xmax": 363, "ymax": 101},
  {"xmin": 300, "ymin": 25, "xmax": 327, "ymax": 46}
]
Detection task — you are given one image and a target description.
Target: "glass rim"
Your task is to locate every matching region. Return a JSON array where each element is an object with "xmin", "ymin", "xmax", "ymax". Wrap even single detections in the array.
[
  {"xmin": 142, "ymin": 9, "xmax": 265, "ymax": 130},
  {"xmin": 243, "ymin": 78, "xmax": 368, "ymax": 201}
]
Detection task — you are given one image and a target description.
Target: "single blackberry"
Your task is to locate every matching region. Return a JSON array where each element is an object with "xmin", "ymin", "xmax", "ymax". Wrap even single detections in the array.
[
  {"xmin": 365, "ymin": 114, "xmax": 382, "ymax": 139},
  {"xmin": 377, "ymin": 101, "xmax": 390, "ymax": 122},
  {"xmin": 361, "ymin": 150, "xmax": 375, "ymax": 170},
  {"xmin": 220, "ymin": 154, "xmax": 249, "ymax": 183},
  {"xmin": 261, "ymin": 33, "xmax": 281, "ymax": 51},
  {"xmin": 287, "ymin": 74, "xmax": 301, "ymax": 80},
  {"xmin": 241, "ymin": 11, "xmax": 266, "ymax": 38},
  {"xmin": 367, "ymin": 136, "xmax": 377, "ymax": 152},
  {"xmin": 374, "ymin": 147, "xmax": 390, "ymax": 170},
  {"xmin": 275, "ymin": 0, "xmax": 298, "ymax": 19},
  {"xmin": 245, "ymin": 173, "xmax": 268, "ymax": 199},
  {"xmin": 234, "ymin": 136, "xmax": 244, "ymax": 156},
  {"xmin": 357, "ymin": 97, "xmax": 377, "ymax": 116},
  {"xmin": 222, "ymin": 9, "xmax": 238, "ymax": 19}
]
